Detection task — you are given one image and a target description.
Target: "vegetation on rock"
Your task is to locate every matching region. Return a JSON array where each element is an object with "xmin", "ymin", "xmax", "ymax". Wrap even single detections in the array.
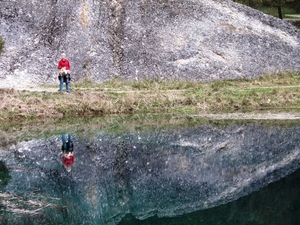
[{"xmin": 0, "ymin": 37, "xmax": 4, "ymax": 54}]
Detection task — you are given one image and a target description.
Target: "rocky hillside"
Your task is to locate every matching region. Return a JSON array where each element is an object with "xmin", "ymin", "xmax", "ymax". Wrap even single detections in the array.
[{"xmin": 0, "ymin": 0, "xmax": 300, "ymax": 88}]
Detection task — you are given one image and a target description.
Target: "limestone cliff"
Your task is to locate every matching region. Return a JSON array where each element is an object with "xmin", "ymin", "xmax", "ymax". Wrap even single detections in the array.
[{"xmin": 0, "ymin": 0, "xmax": 300, "ymax": 88}]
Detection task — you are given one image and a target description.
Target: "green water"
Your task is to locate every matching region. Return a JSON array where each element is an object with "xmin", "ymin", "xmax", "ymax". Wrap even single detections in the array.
[
  {"xmin": 1, "ymin": 116, "xmax": 300, "ymax": 225},
  {"xmin": 119, "ymin": 168, "xmax": 300, "ymax": 225}
]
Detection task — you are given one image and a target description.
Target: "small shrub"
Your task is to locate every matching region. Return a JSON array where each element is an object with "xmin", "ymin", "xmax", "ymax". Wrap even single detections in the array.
[{"xmin": 0, "ymin": 37, "xmax": 4, "ymax": 54}]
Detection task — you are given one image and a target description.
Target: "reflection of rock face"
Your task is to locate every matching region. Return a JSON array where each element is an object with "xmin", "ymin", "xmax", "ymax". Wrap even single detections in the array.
[
  {"xmin": 1, "ymin": 124, "xmax": 300, "ymax": 224},
  {"xmin": 1, "ymin": 0, "xmax": 300, "ymax": 87}
]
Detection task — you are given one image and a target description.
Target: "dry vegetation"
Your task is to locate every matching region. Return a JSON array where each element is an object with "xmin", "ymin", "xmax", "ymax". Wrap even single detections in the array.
[{"xmin": 0, "ymin": 72, "xmax": 300, "ymax": 122}]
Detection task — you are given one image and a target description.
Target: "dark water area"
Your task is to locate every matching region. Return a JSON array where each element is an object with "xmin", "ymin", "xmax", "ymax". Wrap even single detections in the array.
[
  {"xmin": 0, "ymin": 116, "xmax": 300, "ymax": 225},
  {"xmin": 119, "ymin": 168, "xmax": 300, "ymax": 225}
]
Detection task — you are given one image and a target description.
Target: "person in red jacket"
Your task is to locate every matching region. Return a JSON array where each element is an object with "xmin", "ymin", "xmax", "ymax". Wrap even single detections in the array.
[
  {"xmin": 61, "ymin": 134, "xmax": 74, "ymax": 172},
  {"xmin": 57, "ymin": 53, "xmax": 71, "ymax": 92}
]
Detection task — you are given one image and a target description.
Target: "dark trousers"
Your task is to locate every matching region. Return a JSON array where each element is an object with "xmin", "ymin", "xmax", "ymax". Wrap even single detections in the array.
[
  {"xmin": 59, "ymin": 75, "xmax": 70, "ymax": 92},
  {"xmin": 62, "ymin": 134, "xmax": 73, "ymax": 152}
]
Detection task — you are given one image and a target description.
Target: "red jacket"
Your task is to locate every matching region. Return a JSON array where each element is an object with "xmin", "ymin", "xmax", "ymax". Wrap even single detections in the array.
[
  {"xmin": 58, "ymin": 59, "xmax": 71, "ymax": 70},
  {"xmin": 62, "ymin": 155, "xmax": 74, "ymax": 167}
]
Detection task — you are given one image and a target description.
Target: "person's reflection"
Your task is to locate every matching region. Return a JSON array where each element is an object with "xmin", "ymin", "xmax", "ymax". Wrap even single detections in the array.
[{"xmin": 61, "ymin": 134, "xmax": 74, "ymax": 172}]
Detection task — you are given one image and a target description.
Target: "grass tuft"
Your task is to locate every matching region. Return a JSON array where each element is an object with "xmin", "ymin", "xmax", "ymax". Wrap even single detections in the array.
[{"xmin": 0, "ymin": 37, "xmax": 4, "ymax": 55}]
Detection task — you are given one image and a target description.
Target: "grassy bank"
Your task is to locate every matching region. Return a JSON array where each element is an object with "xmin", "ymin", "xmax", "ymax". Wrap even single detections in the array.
[{"xmin": 0, "ymin": 72, "xmax": 300, "ymax": 122}]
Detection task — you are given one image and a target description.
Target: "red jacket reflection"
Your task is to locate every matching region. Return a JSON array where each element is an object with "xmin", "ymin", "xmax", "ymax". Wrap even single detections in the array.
[{"xmin": 62, "ymin": 155, "xmax": 74, "ymax": 167}]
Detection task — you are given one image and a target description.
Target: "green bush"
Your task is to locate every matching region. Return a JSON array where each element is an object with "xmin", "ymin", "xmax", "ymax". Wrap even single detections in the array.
[{"xmin": 0, "ymin": 37, "xmax": 4, "ymax": 54}]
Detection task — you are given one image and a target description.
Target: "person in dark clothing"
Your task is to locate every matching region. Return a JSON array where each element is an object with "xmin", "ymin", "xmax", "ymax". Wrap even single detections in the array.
[{"xmin": 61, "ymin": 134, "xmax": 74, "ymax": 172}]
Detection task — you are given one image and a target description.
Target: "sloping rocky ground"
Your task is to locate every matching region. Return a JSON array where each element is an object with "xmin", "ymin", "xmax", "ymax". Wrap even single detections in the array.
[{"xmin": 0, "ymin": 0, "xmax": 300, "ymax": 89}]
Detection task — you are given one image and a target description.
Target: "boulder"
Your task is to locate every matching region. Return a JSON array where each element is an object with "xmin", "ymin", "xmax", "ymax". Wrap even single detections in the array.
[{"xmin": 0, "ymin": 0, "xmax": 300, "ymax": 88}]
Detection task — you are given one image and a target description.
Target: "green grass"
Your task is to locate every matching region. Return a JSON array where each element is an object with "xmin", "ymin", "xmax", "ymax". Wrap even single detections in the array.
[
  {"xmin": 1, "ymin": 72, "xmax": 300, "ymax": 122},
  {"xmin": 258, "ymin": 6, "xmax": 297, "ymax": 17},
  {"xmin": 235, "ymin": 1, "xmax": 299, "ymax": 19}
]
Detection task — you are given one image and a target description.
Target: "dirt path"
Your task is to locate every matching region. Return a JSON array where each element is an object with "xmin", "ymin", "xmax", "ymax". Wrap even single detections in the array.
[
  {"xmin": 198, "ymin": 112, "xmax": 300, "ymax": 120},
  {"xmin": 13, "ymin": 84, "xmax": 300, "ymax": 96},
  {"xmin": 7, "ymin": 84, "xmax": 300, "ymax": 121}
]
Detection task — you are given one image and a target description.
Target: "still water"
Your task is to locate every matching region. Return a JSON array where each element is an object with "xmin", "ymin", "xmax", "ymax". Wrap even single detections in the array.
[{"xmin": 0, "ymin": 116, "xmax": 300, "ymax": 225}]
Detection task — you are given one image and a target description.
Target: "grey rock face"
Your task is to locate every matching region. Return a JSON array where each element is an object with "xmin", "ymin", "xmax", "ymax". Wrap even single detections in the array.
[{"xmin": 0, "ymin": 0, "xmax": 300, "ymax": 88}]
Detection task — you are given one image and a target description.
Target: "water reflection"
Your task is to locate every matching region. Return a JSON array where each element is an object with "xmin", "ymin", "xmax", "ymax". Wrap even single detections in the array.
[
  {"xmin": 0, "ymin": 121, "xmax": 300, "ymax": 224},
  {"xmin": 119, "ymin": 168, "xmax": 300, "ymax": 225},
  {"xmin": 61, "ymin": 134, "xmax": 74, "ymax": 172},
  {"xmin": 0, "ymin": 161, "xmax": 11, "ymax": 190}
]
